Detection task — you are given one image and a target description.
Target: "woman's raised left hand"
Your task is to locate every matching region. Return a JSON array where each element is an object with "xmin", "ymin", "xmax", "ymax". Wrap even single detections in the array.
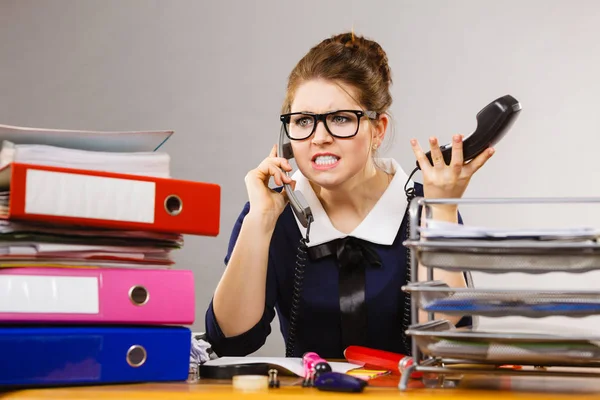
[{"xmin": 410, "ymin": 134, "xmax": 494, "ymax": 201}]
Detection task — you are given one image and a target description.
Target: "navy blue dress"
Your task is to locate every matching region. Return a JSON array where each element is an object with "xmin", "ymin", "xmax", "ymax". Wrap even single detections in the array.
[{"xmin": 204, "ymin": 181, "xmax": 470, "ymax": 358}]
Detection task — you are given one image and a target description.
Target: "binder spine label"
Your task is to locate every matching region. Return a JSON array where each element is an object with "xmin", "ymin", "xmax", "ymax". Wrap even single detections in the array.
[
  {"xmin": 0, "ymin": 274, "xmax": 99, "ymax": 313},
  {"xmin": 24, "ymin": 169, "xmax": 156, "ymax": 223}
]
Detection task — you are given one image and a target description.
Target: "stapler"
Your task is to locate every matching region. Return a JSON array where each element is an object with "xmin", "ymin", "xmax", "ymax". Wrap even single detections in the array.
[{"xmin": 314, "ymin": 372, "xmax": 368, "ymax": 393}]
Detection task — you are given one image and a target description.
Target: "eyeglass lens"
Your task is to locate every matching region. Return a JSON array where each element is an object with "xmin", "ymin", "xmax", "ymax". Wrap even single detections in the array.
[{"xmin": 287, "ymin": 111, "xmax": 359, "ymax": 139}]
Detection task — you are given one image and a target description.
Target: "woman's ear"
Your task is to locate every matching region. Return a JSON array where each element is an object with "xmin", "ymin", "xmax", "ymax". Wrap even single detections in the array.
[{"xmin": 372, "ymin": 113, "xmax": 388, "ymax": 146}]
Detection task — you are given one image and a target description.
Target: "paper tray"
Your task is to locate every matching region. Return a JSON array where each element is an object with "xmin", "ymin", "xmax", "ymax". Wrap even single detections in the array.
[
  {"xmin": 403, "ymin": 281, "xmax": 600, "ymax": 318},
  {"xmin": 407, "ymin": 320, "xmax": 600, "ymax": 367},
  {"xmin": 403, "ymin": 239, "xmax": 600, "ymax": 273}
]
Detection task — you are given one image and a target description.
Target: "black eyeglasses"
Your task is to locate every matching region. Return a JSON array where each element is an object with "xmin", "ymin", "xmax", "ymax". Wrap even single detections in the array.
[{"xmin": 280, "ymin": 109, "xmax": 377, "ymax": 140}]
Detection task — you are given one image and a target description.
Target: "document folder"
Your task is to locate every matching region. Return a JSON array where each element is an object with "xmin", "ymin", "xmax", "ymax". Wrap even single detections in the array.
[
  {"xmin": 0, "ymin": 162, "xmax": 220, "ymax": 236},
  {"xmin": 0, "ymin": 326, "xmax": 191, "ymax": 386},
  {"xmin": 0, "ymin": 267, "xmax": 195, "ymax": 324},
  {"xmin": 0, "ymin": 122, "xmax": 173, "ymax": 152}
]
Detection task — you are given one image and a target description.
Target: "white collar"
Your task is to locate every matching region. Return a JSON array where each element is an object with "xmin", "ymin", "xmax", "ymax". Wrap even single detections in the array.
[{"xmin": 290, "ymin": 158, "xmax": 414, "ymax": 247}]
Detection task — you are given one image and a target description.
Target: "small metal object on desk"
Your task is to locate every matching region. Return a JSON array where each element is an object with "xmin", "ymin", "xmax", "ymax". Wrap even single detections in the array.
[
  {"xmin": 268, "ymin": 368, "xmax": 280, "ymax": 388},
  {"xmin": 187, "ymin": 362, "xmax": 199, "ymax": 383}
]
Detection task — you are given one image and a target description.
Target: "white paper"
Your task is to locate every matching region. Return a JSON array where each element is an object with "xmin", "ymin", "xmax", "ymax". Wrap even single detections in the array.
[
  {"xmin": 202, "ymin": 357, "xmax": 361, "ymax": 376},
  {"xmin": 0, "ymin": 123, "xmax": 172, "ymax": 152},
  {"xmin": 0, "ymin": 140, "xmax": 170, "ymax": 178},
  {"xmin": 420, "ymin": 219, "xmax": 600, "ymax": 241},
  {"xmin": 480, "ymin": 320, "xmax": 600, "ymax": 337}
]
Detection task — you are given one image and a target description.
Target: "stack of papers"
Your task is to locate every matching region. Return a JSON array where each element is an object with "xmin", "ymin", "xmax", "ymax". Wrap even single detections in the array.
[
  {"xmin": 0, "ymin": 140, "xmax": 171, "ymax": 178},
  {"xmin": 428, "ymin": 338, "xmax": 600, "ymax": 364},
  {"xmin": 0, "ymin": 123, "xmax": 172, "ymax": 152},
  {"xmin": 420, "ymin": 220, "xmax": 600, "ymax": 242},
  {"xmin": 424, "ymin": 293, "xmax": 600, "ymax": 316},
  {"xmin": 0, "ymin": 219, "xmax": 181, "ymax": 269},
  {"xmin": 0, "ymin": 122, "xmax": 179, "ymax": 269},
  {"xmin": 414, "ymin": 321, "xmax": 600, "ymax": 365}
]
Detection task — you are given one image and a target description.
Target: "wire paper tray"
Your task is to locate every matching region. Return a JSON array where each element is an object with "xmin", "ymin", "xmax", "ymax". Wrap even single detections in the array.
[
  {"xmin": 407, "ymin": 320, "xmax": 600, "ymax": 367},
  {"xmin": 402, "ymin": 239, "xmax": 600, "ymax": 273},
  {"xmin": 398, "ymin": 197, "xmax": 600, "ymax": 391},
  {"xmin": 403, "ymin": 281, "xmax": 600, "ymax": 317}
]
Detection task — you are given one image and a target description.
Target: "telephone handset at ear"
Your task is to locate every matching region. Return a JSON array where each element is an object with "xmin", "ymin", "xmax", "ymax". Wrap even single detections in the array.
[
  {"xmin": 278, "ymin": 125, "xmax": 314, "ymax": 229},
  {"xmin": 418, "ymin": 94, "xmax": 522, "ymax": 169}
]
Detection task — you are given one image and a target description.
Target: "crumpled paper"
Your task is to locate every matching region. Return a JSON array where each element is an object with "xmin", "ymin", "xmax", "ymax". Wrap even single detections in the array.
[
  {"xmin": 188, "ymin": 333, "xmax": 216, "ymax": 383},
  {"xmin": 190, "ymin": 334, "xmax": 214, "ymax": 364}
]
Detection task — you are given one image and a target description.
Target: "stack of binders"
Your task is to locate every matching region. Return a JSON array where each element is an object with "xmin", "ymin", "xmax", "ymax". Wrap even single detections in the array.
[{"xmin": 0, "ymin": 123, "xmax": 220, "ymax": 387}]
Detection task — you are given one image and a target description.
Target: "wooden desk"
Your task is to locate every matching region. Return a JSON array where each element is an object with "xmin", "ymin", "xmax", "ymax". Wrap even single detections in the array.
[{"xmin": 3, "ymin": 374, "xmax": 600, "ymax": 400}]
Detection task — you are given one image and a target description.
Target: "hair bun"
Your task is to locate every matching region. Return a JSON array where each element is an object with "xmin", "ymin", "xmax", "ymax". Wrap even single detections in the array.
[
  {"xmin": 329, "ymin": 32, "xmax": 392, "ymax": 86},
  {"xmin": 283, "ymin": 31, "xmax": 393, "ymax": 115}
]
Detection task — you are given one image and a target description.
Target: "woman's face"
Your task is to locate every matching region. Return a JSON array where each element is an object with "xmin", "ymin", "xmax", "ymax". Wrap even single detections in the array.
[{"xmin": 288, "ymin": 79, "xmax": 383, "ymax": 190}]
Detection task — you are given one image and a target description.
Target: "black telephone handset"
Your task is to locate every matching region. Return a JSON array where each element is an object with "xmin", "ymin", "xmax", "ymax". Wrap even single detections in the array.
[
  {"xmin": 278, "ymin": 125, "xmax": 314, "ymax": 229},
  {"xmin": 418, "ymin": 94, "xmax": 522, "ymax": 169}
]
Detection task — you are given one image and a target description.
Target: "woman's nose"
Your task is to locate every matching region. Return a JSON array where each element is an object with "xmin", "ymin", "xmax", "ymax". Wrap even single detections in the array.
[{"xmin": 311, "ymin": 121, "xmax": 332, "ymax": 145}]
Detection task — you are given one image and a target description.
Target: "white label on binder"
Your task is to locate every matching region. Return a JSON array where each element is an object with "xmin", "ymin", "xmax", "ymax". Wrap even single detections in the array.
[
  {"xmin": 24, "ymin": 170, "xmax": 156, "ymax": 223},
  {"xmin": 0, "ymin": 275, "xmax": 99, "ymax": 313}
]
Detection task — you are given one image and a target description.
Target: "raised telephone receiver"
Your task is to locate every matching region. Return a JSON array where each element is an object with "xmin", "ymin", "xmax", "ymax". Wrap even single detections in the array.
[
  {"xmin": 278, "ymin": 125, "xmax": 314, "ymax": 228},
  {"xmin": 279, "ymin": 94, "xmax": 522, "ymax": 229},
  {"xmin": 419, "ymin": 94, "xmax": 521, "ymax": 169}
]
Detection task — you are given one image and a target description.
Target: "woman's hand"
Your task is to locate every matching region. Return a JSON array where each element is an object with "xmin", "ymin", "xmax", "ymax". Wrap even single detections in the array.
[
  {"xmin": 244, "ymin": 144, "xmax": 295, "ymax": 222},
  {"xmin": 410, "ymin": 134, "xmax": 494, "ymax": 202},
  {"xmin": 411, "ymin": 134, "xmax": 493, "ymax": 295}
]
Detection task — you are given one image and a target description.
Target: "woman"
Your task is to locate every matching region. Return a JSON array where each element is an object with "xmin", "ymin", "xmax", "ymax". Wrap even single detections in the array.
[{"xmin": 205, "ymin": 32, "xmax": 494, "ymax": 358}]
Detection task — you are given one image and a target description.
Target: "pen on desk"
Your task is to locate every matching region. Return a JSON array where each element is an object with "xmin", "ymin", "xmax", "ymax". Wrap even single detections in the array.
[{"xmin": 344, "ymin": 345, "xmax": 423, "ymax": 378}]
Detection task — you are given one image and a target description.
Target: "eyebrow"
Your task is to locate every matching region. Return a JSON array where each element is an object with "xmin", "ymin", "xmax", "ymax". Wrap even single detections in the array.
[{"xmin": 289, "ymin": 108, "xmax": 356, "ymax": 114}]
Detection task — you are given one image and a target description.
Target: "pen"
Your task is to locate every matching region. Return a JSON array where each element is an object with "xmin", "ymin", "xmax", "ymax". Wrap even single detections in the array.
[{"xmin": 344, "ymin": 345, "xmax": 423, "ymax": 378}]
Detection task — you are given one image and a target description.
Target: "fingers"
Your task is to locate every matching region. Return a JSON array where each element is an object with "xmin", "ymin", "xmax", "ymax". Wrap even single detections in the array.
[
  {"xmin": 410, "ymin": 139, "xmax": 432, "ymax": 172},
  {"xmin": 255, "ymin": 150, "xmax": 293, "ymax": 187},
  {"xmin": 464, "ymin": 147, "xmax": 495, "ymax": 175},
  {"xmin": 267, "ymin": 162, "xmax": 292, "ymax": 186},
  {"xmin": 428, "ymin": 137, "xmax": 445, "ymax": 168},
  {"xmin": 269, "ymin": 143, "xmax": 277, "ymax": 158},
  {"xmin": 449, "ymin": 134, "xmax": 463, "ymax": 170}
]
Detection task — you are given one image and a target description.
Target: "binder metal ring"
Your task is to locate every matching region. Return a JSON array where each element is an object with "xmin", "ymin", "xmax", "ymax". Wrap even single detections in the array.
[
  {"xmin": 127, "ymin": 345, "xmax": 147, "ymax": 367},
  {"xmin": 164, "ymin": 194, "xmax": 183, "ymax": 216},
  {"xmin": 129, "ymin": 285, "xmax": 149, "ymax": 306}
]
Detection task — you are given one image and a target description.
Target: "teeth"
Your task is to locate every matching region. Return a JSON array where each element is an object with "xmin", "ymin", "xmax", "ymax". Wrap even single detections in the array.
[{"xmin": 314, "ymin": 155, "xmax": 339, "ymax": 165}]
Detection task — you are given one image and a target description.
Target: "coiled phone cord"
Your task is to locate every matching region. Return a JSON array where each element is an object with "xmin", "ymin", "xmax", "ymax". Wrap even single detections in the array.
[
  {"xmin": 400, "ymin": 167, "xmax": 419, "ymax": 355},
  {"xmin": 285, "ymin": 216, "xmax": 313, "ymax": 358},
  {"xmin": 285, "ymin": 164, "xmax": 418, "ymax": 357}
]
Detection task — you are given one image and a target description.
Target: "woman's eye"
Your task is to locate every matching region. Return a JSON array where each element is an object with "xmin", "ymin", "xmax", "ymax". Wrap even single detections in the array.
[
  {"xmin": 332, "ymin": 115, "xmax": 349, "ymax": 124},
  {"xmin": 295, "ymin": 117, "xmax": 312, "ymax": 127}
]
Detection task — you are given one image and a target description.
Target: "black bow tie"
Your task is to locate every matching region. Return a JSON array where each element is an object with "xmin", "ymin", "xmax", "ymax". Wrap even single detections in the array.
[
  {"xmin": 308, "ymin": 236, "xmax": 382, "ymax": 351},
  {"xmin": 335, "ymin": 237, "xmax": 382, "ymax": 270},
  {"xmin": 309, "ymin": 236, "xmax": 382, "ymax": 269}
]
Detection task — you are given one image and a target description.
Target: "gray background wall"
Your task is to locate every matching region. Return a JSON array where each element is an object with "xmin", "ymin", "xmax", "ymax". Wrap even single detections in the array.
[{"xmin": 2, "ymin": 0, "xmax": 600, "ymax": 355}]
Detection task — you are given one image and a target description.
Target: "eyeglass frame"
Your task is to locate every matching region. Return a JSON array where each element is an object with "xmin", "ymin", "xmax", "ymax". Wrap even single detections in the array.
[{"xmin": 279, "ymin": 109, "xmax": 378, "ymax": 140}]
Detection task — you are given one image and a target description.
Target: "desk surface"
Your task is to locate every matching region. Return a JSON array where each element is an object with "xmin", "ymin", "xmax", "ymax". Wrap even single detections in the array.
[{"xmin": 4, "ymin": 374, "xmax": 600, "ymax": 400}]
